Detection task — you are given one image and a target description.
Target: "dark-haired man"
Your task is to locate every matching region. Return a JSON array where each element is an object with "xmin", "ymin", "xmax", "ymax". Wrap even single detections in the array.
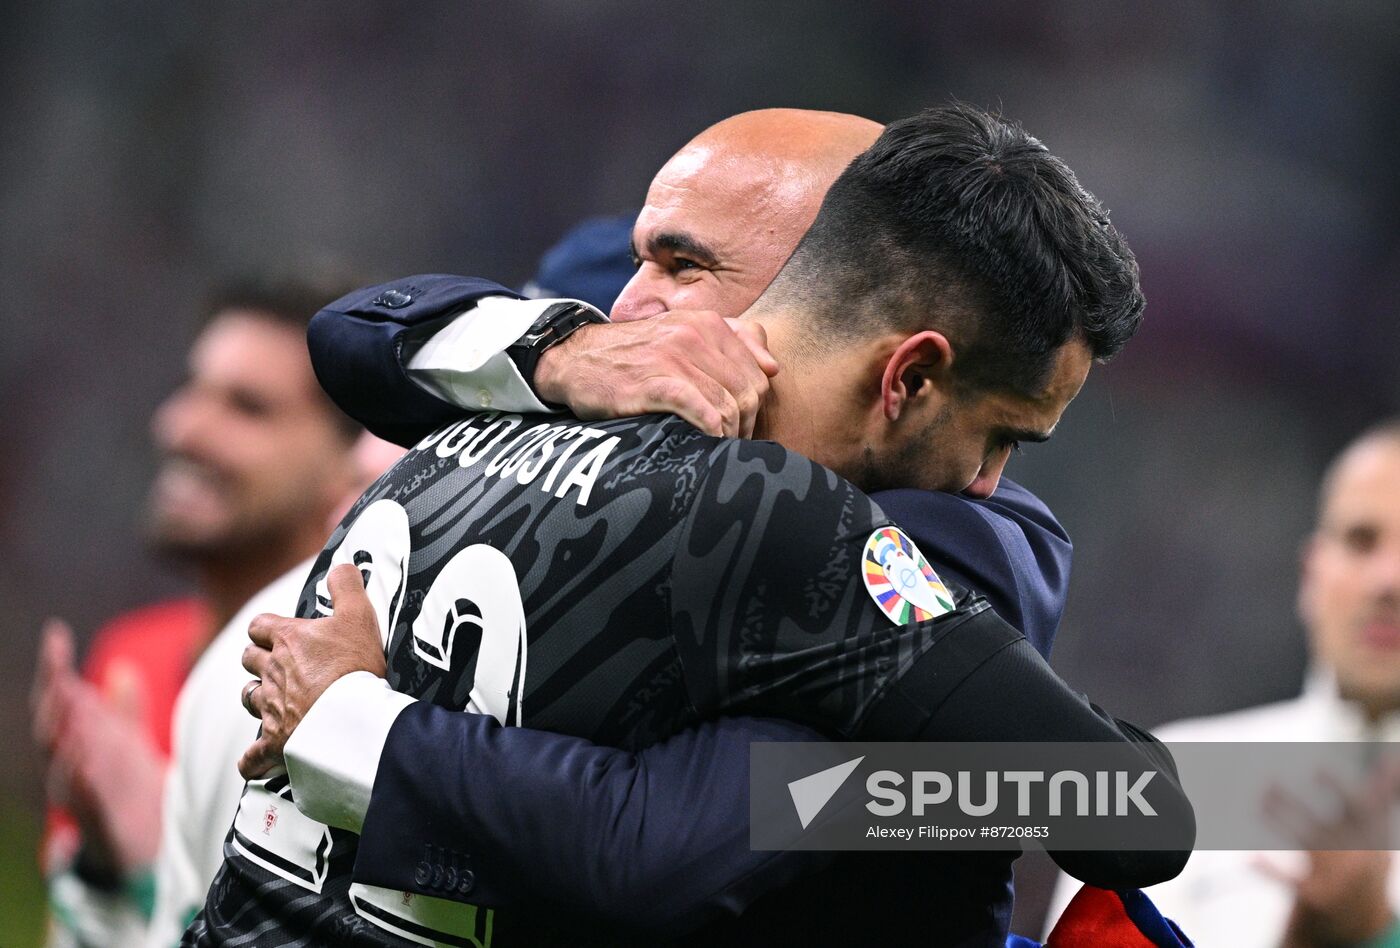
[
  {"xmin": 201, "ymin": 105, "xmax": 1191, "ymax": 947},
  {"xmin": 311, "ymin": 108, "xmax": 1068, "ymax": 651},
  {"xmin": 31, "ymin": 281, "xmax": 365, "ymax": 947},
  {"xmin": 247, "ymin": 111, "xmax": 1075, "ymax": 947}
]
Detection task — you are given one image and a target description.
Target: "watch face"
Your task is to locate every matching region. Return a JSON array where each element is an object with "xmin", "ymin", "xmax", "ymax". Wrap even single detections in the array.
[{"xmin": 511, "ymin": 303, "xmax": 601, "ymax": 367}]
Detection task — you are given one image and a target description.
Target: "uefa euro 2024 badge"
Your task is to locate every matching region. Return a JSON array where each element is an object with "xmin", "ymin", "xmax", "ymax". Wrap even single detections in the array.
[{"xmin": 862, "ymin": 526, "xmax": 955, "ymax": 624}]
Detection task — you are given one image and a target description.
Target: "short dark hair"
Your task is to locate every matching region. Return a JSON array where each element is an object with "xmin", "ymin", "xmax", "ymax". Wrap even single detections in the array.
[
  {"xmin": 202, "ymin": 274, "xmax": 365, "ymax": 442},
  {"xmin": 763, "ymin": 103, "xmax": 1145, "ymax": 396},
  {"xmin": 202, "ymin": 275, "xmax": 360, "ymax": 334}
]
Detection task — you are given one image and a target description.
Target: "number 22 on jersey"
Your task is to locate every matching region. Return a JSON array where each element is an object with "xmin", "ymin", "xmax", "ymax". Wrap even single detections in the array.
[{"xmin": 233, "ymin": 498, "xmax": 525, "ymax": 946}]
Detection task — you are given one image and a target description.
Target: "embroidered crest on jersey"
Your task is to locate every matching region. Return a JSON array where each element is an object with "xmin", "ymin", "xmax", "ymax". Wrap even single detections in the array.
[{"xmin": 862, "ymin": 526, "xmax": 954, "ymax": 624}]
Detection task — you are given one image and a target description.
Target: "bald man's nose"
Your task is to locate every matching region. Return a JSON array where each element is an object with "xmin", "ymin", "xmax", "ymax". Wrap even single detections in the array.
[{"xmin": 610, "ymin": 269, "xmax": 669, "ymax": 323}]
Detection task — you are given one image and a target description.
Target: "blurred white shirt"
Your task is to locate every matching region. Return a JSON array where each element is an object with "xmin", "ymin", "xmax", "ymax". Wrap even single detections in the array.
[
  {"xmin": 145, "ymin": 561, "xmax": 311, "ymax": 948},
  {"xmin": 1045, "ymin": 672, "xmax": 1400, "ymax": 947}
]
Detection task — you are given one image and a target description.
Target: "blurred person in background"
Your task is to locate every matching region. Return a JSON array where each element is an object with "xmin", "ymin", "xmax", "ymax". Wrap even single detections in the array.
[
  {"xmin": 30, "ymin": 278, "xmax": 365, "ymax": 947},
  {"xmin": 144, "ymin": 430, "xmax": 401, "ymax": 947},
  {"xmin": 1047, "ymin": 419, "xmax": 1400, "ymax": 947},
  {"xmin": 144, "ymin": 214, "xmax": 639, "ymax": 947}
]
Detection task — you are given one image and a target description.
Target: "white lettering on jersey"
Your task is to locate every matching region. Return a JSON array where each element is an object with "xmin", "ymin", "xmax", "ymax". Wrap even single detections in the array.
[
  {"xmin": 415, "ymin": 414, "xmax": 622, "ymax": 507},
  {"xmin": 513, "ymin": 424, "xmax": 573, "ymax": 484},
  {"xmin": 440, "ymin": 421, "xmax": 480, "ymax": 458},
  {"xmin": 459, "ymin": 415, "xmax": 520, "ymax": 466},
  {"xmin": 554, "ymin": 435, "xmax": 622, "ymax": 506},
  {"xmin": 485, "ymin": 423, "xmax": 551, "ymax": 477},
  {"xmin": 540, "ymin": 426, "xmax": 602, "ymax": 491}
]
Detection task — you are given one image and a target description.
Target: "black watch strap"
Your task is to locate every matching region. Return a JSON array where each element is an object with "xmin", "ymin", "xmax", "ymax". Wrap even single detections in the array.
[{"xmin": 504, "ymin": 301, "xmax": 606, "ymax": 391}]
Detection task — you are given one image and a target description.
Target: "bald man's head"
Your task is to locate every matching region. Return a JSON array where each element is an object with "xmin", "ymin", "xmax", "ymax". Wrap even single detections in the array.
[
  {"xmin": 1300, "ymin": 420, "xmax": 1400, "ymax": 719},
  {"xmin": 611, "ymin": 108, "xmax": 881, "ymax": 322},
  {"xmin": 687, "ymin": 108, "xmax": 887, "ymax": 197}
]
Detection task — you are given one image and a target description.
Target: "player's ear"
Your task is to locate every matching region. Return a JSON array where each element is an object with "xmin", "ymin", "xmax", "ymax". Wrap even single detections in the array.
[{"xmin": 880, "ymin": 331, "xmax": 954, "ymax": 422}]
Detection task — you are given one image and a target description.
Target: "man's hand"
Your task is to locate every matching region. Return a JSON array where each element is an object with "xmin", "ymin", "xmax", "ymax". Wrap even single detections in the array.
[
  {"xmin": 32, "ymin": 619, "xmax": 165, "ymax": 876},
  {"xmin": 533, "ymin": 311, "xmax": 779, "ymax": 438},
  {"xmin": 239, "ymin": 564, "xmax": 386, "ymax": 779},
  {"xmin": 1257, "ymin": 763, "xmax": 1400, "ymax": 948},
  {"xmin": 32, "ymin": 619, "xmax": 78, "ymax": 756}
]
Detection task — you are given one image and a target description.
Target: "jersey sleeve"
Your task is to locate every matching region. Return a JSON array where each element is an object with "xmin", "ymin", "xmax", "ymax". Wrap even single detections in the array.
[
  {"xmin": 668, "ymin": 439, "xmax": 994, "ymax": 739},
  {"xmin": 666, "ymin": 439, "xmax": 1191, "ymax": 889},
  {"xmin": 871, "ymin": 478, "xmax": 1072, "ymax": 658}
]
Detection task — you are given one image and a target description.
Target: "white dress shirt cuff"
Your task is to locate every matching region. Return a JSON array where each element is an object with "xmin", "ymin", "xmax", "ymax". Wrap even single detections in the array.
[
  {"xmin": 283, "ymin": 671, "xmax": 415, "ymax": 833},
  {"xmin": 404, "ymin": 295, "xmax": 606, "ymax": 415}
]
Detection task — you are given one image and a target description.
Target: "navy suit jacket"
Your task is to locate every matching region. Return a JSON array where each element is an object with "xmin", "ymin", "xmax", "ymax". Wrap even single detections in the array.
[{"xmin": 307, "ymin": 276, "xmax": 1073, "ymax": 943}]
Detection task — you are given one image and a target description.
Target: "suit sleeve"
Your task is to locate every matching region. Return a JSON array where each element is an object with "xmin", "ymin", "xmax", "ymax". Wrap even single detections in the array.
[
  {"xmin": 352, "ymin": 710, "xmax": 833, "ymax": 936},
  {"xmin": 306, "ymin": 274, "xmax": 527, "ymax": 445}
]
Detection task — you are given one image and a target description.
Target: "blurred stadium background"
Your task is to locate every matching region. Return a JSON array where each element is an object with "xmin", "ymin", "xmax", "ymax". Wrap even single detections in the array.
[{"xmin": 1, "ymin": 1, "xmax": 1396, "ymax": 942}]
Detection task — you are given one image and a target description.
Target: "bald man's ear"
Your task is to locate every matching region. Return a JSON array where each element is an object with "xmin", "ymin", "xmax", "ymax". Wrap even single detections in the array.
[{"xmin": 880, "ymin": 331, "xmax": 954, "ymax": 422}]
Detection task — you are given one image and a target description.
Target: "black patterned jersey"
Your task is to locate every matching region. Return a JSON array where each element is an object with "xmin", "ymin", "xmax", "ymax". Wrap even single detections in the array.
[{"xmin": 188, "ymin": 410, "xmax": 989, "ymax": 947}]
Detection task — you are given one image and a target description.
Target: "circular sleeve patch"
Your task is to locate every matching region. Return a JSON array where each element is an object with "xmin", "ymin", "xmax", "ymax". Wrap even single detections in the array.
[{"xmin": 863, "ymin": 526, "xmax": 955, "ymax": 624}]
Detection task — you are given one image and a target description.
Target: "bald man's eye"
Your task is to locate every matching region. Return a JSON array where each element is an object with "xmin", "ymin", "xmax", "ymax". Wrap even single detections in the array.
[
  {"xmin": 637, "ymin": 250, "xmax": 711, "ymax": 280},
  {"xmin": 666, "ymin": 255, "xmax": 714, "ymax": 280},
  {"xmin": 1341, "ymin": 525, "xmax": 1379, "ymax": 555}
]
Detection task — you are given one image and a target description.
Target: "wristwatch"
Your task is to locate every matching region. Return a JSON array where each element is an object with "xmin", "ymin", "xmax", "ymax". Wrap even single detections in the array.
[{"xmin": 504, "ymin": 301, "xmax": 607, "ymax": 390}]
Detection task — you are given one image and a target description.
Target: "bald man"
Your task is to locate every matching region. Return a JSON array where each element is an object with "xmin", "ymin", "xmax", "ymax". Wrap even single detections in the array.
[
  {"xmin": 316, "ymin": 108, "xmax": 1065, "ymax": 644},
  {"xmin": 330, "ymin": 110, "xmax": 884, "ymax": 449},
  {"xmin": 1048, "ymin": 420, "xmax": 1400, "ymax": 947},
  {"xmin": 245, "ymin": 109, "xmax": 1098, "ymax": 945},
  {"xmin": 611, "ymin": 109, "xmax": 882, "ymax": 322}
]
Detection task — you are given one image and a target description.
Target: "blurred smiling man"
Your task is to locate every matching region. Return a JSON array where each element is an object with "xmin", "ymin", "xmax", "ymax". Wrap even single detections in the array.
[
  {"xmin": 32, "ymin": 279, "xmax": 362, "ymax": 948},
  {"xmin": 145, "ymin": 286, "xmax": 364, "ymax": 593}
]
